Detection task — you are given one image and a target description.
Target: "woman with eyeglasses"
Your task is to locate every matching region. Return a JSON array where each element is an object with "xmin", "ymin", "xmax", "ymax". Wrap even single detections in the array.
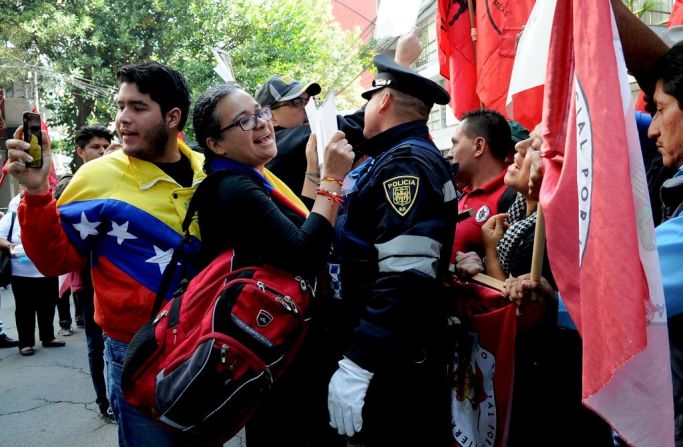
[{"xmin": 191, "ymin": 83, "xmax": 354, "ymax": 446}]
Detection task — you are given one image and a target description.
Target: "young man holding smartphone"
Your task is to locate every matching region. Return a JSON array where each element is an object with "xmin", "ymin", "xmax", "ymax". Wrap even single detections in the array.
[{"xmin": 4, "ymin": 61, "xmax": 206, "ymax": 446}]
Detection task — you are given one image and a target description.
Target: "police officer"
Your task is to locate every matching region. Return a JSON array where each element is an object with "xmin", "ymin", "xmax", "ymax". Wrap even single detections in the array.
[{"xmin": 325, "ymin": 55, "xmax": 457, "ymax": 446}]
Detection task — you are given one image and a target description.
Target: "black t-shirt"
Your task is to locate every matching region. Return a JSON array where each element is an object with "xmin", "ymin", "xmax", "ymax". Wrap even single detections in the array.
[
  {"xmin": 154, "ymin": 154, "xmax": 193, "ymax": 187},
  {"xmin": 195, "ymin": 171, "xmax": 333, "ymax": 278}
]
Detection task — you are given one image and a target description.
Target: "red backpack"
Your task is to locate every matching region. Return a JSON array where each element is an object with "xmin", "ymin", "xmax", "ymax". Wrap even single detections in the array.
[{"xmin": 121, "ymin": 171, "xmax": 313, "ymax": 443}]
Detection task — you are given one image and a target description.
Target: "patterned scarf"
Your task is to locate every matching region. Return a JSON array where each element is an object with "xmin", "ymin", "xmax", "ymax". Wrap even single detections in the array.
[{"xmin": 496, "ymin": 194, "xmax": 537, "ymax": 275}]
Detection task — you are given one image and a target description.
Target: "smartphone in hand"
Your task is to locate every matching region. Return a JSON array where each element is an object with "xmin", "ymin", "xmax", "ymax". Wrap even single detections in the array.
[{"xmin": 22, "ymin": 112, "xmax": 43, "ymax": 169}]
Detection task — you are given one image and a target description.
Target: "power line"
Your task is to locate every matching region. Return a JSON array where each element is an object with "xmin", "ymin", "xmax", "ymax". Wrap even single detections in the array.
[
  {"xmin": 333, "ymin": 13, "xmax": 378, "ymax": 97},
  {"xmin": 334, "ymin": 61, "xmax": 373, "ymax": 97},
  {"xmin": 1, "ymin": 52, "xmax": 117, "ymax": 97},
  {"xmin": 0, "ymin": 63, "xmax": 116, "ymax": 98},
  {"xmin": 333, "ymin": 0, "xmax": 374, "ymax": 24}
]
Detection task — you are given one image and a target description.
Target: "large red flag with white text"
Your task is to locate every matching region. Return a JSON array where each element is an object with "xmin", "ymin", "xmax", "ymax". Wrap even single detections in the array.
[
  {"xmin": 438, "ymin": 0, "xmax": 480, "ymax": 118},
  {"xmin": 449, "ymin": 279, "xmax": 516, "ymax": 447},
  {"xmin": 539, "ymin": 1, "xmax": 674, "ymax": 445}
]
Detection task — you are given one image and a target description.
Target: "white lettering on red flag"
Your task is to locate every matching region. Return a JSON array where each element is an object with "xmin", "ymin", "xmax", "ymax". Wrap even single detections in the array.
[{"xmin": 539, "ymin": 1, "xmax": 674, "ymax": 445}]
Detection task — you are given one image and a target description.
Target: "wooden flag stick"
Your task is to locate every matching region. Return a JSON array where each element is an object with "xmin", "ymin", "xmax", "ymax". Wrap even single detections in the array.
[
  {"xmin": 530, "ymin": 204, "xmax": 546, "ymax": 281},
  {"xmin": 467, "ymin": 0, "xmax": 476, "ymax": 45},
  {"xmin": 471, "ymin": 273, "xmax": 505, "ymax": 292}
]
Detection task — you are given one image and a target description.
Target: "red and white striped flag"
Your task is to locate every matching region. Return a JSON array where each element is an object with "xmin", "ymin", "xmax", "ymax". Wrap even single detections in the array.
[
  {"xmin": 505, "ymin": 0, "xmax": 556, "ymax": 131},
  {"xmin": 539, "ymin": 0, "xmax": 674, "ymax": 445}
]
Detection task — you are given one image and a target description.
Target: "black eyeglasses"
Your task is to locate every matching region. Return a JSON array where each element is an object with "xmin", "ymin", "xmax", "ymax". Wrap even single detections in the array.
[
  {"xmin": 219, "ymin": 106, "xmax": 273, "ymax": 132},
  {"xmin": 271, "ymin": 97, "xmax": 310, "ymax": 110}
]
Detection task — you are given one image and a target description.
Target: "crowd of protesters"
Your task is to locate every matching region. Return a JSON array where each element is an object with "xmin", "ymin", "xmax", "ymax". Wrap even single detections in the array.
[{"xmin": 0, "ymin": 3, "xmax": 682, "ymax": 446}]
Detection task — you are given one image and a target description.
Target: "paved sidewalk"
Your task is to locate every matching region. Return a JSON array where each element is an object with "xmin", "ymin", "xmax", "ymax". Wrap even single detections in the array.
[{"xmin": 0, "ymin": 286, "xmax": 245, "ymax": 446}]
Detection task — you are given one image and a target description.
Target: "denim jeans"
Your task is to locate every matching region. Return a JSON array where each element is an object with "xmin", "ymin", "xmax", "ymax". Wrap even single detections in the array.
[{"xmin": 103, "ymin": 335, "xmax": 180, "ymax": 447}]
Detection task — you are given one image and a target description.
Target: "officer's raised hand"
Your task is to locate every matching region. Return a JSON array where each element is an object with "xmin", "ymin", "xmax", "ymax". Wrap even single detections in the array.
[
  {"xmin": 328, "ymin": 356, "xmax": 374, "ymax": 437},
  {"xmin": 395, "ymin": 27, "xmax": 423, "ymax": 68},
  {"xmin": 5, "ymin": 127, "xmax": 52, "ymax": 195}
]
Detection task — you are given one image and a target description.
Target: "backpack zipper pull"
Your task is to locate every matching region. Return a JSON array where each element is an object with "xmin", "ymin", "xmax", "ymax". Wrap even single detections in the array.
[
  {"xmin": 284, "ymin": 296, "xmax": 299, "ymax": 314},
  {"xmin": 295, "ymin": 276, "xmax": 307, "ymax": 292},
  {"xmin": 220, "ymin": 344, "xmax": 229, "ymax": 364},
  {"xmin": 153, "ymin": 309, "xmax": 168, "ymax": 325},
  {"xmin": 257, "ymin": 281, "xmax": 266, "ymax": 292},
  {"xmin": 276, "ymin": 297, "xmax": 292, "ymax": 312}
]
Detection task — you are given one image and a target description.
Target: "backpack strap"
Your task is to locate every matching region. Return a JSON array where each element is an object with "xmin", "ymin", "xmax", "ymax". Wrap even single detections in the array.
[
  {"xmin": 7, "ymin": 212, "xmax": 15, "ymax": 244},
  {"xmin": 497, "ymin": 186, "xmax": 518, "ymax": 214},
  {"xmin": 150, "ymin": 170, "xmax": 232, "ymax": 318},
  {"xmin": 150, "ymin": 168, "xmax": 302, "ymax": 318}
]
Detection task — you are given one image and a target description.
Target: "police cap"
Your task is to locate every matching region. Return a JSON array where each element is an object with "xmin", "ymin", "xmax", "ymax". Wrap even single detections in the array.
[{"xmin": 361, "ymin": 54, "xmax": 450, "ymax": 107}]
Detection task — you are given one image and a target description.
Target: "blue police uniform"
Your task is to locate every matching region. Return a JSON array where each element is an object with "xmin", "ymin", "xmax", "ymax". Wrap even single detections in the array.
[{"xmin": 327, "ymin": 55, "xmax": 457, "ymax": 446}]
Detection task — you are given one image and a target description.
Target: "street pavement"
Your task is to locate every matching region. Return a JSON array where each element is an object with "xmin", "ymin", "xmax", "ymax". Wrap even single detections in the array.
[{"xmin": 0, "ymin": 286, "xmax": 245, "ymax": 447}]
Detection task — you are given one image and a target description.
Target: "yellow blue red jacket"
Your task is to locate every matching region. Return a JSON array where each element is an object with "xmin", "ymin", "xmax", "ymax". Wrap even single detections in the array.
[{"xmin": 19, "ymin": 141, "xmax": 205, "ymax": 342}]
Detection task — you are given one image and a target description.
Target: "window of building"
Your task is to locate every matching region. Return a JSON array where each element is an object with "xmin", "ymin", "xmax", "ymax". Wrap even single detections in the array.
[
  {"xmin": 416, "ymin": 15, "xmax": 437, "ymax": 68},
  {"xmin": 429, "ymin": 106, "xmax": 442, "ymax": 130},
  {"xmin": 427, "ymin": 80, "xmax": 448, "ymax": 132}
]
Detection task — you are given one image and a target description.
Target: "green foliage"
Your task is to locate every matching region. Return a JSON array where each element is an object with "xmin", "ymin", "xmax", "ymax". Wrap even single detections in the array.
[
  {"xmin": 0, "ymin": 0, "xmax": 371, "ymax": 138},
  {"xmin": 623, "ymin": 0, "xmax": 664, "ymax": 18},
  {"xmin": 50, "ymin": 138, "xmax": 72, "ymax": 156}
]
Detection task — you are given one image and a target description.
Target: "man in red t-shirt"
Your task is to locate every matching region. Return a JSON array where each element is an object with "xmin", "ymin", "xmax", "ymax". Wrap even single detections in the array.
[{"xmin": 447, "ymin": 110, "xmax": 528, "ymax": 264}]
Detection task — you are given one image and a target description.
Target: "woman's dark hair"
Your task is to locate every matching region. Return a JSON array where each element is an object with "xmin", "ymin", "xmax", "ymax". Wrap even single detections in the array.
[
  {"xmin": 116, "ymin": 60, "xmax": 191, "ymax": 131},
  {"xmin": 192, "ymin": 83, "xmax": 244, "ymax": 173}
]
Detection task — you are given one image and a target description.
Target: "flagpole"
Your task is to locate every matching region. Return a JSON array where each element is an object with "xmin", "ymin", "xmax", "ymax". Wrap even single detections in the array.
[
  {"xmin": 472, "ymin": 272, "xmax": 505, "ymax": 292},
  {"xmin": 529, "ymin": 204, "xmax": 546, "ymax": 287},
  {"xmin": 466, "ymin": 0, "xmax": 484, "ymax": 109}
]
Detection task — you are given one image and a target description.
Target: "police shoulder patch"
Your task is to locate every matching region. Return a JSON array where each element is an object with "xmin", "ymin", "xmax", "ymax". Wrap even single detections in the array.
[{"xmin": 383, "ymin": 175, "xmax": 420, "ymax": 216}]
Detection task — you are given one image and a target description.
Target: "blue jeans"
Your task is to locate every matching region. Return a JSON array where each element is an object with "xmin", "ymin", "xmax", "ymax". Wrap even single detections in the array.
[{"xmin": 103, "ymin": 335, "xmax": 180, "ymax": 447}]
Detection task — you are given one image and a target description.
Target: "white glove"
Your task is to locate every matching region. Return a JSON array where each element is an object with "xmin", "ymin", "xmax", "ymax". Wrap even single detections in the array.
[{"xmin": 328, "ymin": 356, "xmax": 374, "ymax": 437}]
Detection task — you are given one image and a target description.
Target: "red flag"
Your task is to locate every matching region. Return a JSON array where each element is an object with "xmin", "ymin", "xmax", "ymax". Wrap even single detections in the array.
[
  {"xmin": 540, "ymin": 1, "xmax": 674, "ymax": 445},
  {"xmin": 671, "ymin": 0, "xmax": 683, "ymax": 25},
  {"xmin": 474, "ymin": 0, "xmax": 534, "ymax": 114},
  {"xmin": 437, "ymin": 0, "xmax": 480, "ymax": 118},
  {"xmin": 449, "ymin": 279, "xmax": 516, "ymax": 447}
]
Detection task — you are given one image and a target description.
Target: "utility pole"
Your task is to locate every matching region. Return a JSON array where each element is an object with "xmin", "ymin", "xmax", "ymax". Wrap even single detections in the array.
[{"xmin": 32, "ymin": 70, "xmax": 40, "ymax": 113}]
